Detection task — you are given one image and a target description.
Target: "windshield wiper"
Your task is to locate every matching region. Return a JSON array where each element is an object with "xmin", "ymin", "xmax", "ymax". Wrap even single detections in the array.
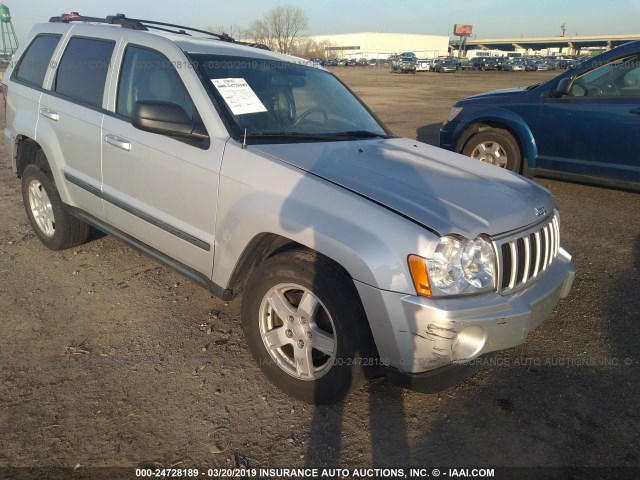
[
  {"xmin": 330, "ymin": 130, "xmax": 392, "ymax": 139},
  {"xmin": 243, "ymin": 131, "xmax": 392, "ymax": 143},
  {"xmin": 526, "ymin": 83, "xmax": 542, "ymax": 90}
]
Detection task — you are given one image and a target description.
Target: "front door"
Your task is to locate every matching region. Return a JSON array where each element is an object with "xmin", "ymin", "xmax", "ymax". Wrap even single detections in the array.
[
  {"xmin": 101, "ymin": 44, "xmax": 223, "ymax": 277},
  {"xmin": 536, "ymin": 53, "xmax": 640, "ymax": 184}
]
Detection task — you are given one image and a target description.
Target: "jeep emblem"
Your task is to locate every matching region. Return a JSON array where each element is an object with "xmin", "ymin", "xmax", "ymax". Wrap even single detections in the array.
[{"xmin": 535, "ymin": 207, "xmax": 547, "ymax": 217}]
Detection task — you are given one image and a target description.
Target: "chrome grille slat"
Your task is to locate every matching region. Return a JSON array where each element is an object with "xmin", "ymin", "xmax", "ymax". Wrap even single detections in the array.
[
  {"xmin": 533, "ymin": 231, "xmax": 541, "ymax": 277},
  {"xmin": 508, "ymin": 241, "xmax": 517, "ymax": 289},
  {"xmin": 522, "ymin": 236, "xmax": 531, "ymax": 283},
  {"xmin": 495, "ymin": 213, "xmax": 560, "ymax": 294}
]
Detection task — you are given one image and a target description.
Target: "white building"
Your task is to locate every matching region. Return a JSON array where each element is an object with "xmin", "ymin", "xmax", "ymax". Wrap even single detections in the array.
[{"xmin": 309, "ymin": 32, "xmax": 449, "ymax": 59}]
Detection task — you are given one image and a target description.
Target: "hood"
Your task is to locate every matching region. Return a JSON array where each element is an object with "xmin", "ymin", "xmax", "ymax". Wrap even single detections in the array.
[
  {"xmin": 251, "ymin": 138, "xmax": 554, "ymax": 238},
  {"xmin": 462, "ymin": 86, "xmax": 529, "ymax": 102}
]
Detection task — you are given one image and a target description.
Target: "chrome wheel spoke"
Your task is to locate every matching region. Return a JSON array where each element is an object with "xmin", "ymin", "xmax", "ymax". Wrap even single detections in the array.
[
  {"xmin": 267, "ymin": 289, "xmax": 296, "ymax": 321},
  {"xmin": 263, "ymin": 326, "xmax": 290, "ymax": 350},
  {"xmin": 488, "ymin": 143, "xmax": 500, "ymax": 156},
  {"xmin": 310, "ymin": 323, "xmax": 335, "ymax": 355},
  {"xmin": 294, "ymin": 343, "xmax": 314, "ymax": 378},
  {"xmin": 297, "ymin": 291, "xmax": 319, "ymax": 319}
]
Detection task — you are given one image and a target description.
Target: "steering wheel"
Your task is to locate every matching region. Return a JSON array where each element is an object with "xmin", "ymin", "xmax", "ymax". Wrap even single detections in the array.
[{"xmin": 293, "ymin": 107, "xmax": 328, "ymax": 126}]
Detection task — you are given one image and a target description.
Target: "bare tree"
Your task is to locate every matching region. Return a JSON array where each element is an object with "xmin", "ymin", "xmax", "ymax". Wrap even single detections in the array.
[
  {"xmin": 245, "ymin": 5, "xmax": 308, "ymax": 54},
  {"xmin": 205, "ymin": 24, "xmax": 244, "ymax": 39}
]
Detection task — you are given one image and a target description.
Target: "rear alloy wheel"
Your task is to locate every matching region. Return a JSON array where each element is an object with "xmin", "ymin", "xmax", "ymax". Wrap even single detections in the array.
[
  {"xmin": 462, "ymin": 129, "xmax": 521, "ymax": 172},
  {"xmin": 241, "ymin": 250, "xmax": 376, "ymax": 404},
  {"xmin": 21, "ymin": 161, "xmax": 91, "ymax": 250}
]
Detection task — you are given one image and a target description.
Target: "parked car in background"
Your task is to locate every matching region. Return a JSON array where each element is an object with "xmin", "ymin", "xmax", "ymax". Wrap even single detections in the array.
[
  {"xmin": 416, "ymin": 58, "xmax": 433, "ymax": 72},
  {"xmin": 434, "ymin": 59, "xmax": 457, "ymax": 73},
  {"xmin": 455, "ymin": 58, "xmax": 472, "ymax": 70},
  {"xmin": 440, "ymin": 41, "xmax": 640, "ymax": 190},
  {"xmin": 471, "ymin": 58, "xmax": 488, "ymax": 70},
  {"xmin": 367, "ymin": 58, "xmax": 378, "ymax": 67},
  {"xmin": 391, "ymin": 55, "xmax": 417, "ymax": 74},
  {"xmin": 502, "ymin": 60, "xmax": 525, "ymax": 72}
]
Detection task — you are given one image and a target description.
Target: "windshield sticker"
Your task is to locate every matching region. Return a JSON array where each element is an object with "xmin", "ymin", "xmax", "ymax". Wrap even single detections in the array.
[{"xmin": 211, "ymin": 78, "xmax": 267, "ymax": 115}]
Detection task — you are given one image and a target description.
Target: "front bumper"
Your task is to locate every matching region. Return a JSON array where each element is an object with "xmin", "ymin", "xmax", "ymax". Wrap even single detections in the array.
[{"xmin": 355, "ymin": 248, "xmax": 575, "ymax": 379}]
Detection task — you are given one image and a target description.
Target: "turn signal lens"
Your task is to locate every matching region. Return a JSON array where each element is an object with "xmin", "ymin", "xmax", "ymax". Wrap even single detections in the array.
[{"xmin": 408, "ymin": 254, "xmax": 432, "ymax": 297}]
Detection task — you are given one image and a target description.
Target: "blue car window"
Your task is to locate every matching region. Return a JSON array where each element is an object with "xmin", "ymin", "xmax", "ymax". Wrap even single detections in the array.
[{"xmin": 573, "ymin": 54, "xmax": 640, "ymax": 97}]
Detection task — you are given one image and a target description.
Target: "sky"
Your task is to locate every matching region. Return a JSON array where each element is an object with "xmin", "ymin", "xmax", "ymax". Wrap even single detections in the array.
[{"xmin": 4, "ymin": 0, "xmax": 640, "ymax": 45}]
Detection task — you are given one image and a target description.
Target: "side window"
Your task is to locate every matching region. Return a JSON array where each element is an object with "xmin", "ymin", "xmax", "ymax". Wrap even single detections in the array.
[
  {"xmin": 14, "ymin": 34, "xmax": 61, "ymax": 87},
  {"xmin": 572, "ymin": 54, "xmax": 640, "ymax": 97},
  {"xmin": 54, "ymin": 37, "xmax": 114, "ymax": 106},
  {"xmin": 116, "ymin": 46, "xmax": 194, "ymax": 119}
]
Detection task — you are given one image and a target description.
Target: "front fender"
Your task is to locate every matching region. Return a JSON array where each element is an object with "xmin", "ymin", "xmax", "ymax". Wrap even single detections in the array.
[{"xmin": 212, "ymin": 141, "xmax": 439, "ymax": 296}]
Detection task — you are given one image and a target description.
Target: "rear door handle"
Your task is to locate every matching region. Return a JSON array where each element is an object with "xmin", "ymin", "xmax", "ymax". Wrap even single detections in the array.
[
  {"xmin": 104, "ymin": 134, "xmax": 132, "ymax": 151},
  {"xmin": 630, "ymin": 108, "xmax": 640, "ymax": 115},
  {"xmin": 39, "ymin": 108, "xmax": 59, "ymax": 121}
]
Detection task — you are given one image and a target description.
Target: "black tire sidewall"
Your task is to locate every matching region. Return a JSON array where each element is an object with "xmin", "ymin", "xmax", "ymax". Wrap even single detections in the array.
[
  {"xmin": 241, "ymin": 251, "xmax": 373, "ymax": 404},
  {"xmin": 462, "ymin": 129, "xmax": 522, "ymax": 172},
  {"xmin": 21, "ymin": 164, "xmax": 72, "ymax": 250}
]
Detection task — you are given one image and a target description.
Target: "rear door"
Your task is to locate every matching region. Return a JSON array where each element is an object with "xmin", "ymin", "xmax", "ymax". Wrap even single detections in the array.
[
  {"xmin": 536, "ymin": 53, "xmax": 640, "ymax": 184},
  {"xmin": 38, "ymin": 27, "xmax": 120, "ymax": 219}
]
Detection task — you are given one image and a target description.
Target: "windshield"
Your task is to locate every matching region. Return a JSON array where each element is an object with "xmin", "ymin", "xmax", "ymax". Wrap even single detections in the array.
[{"xmin": 191, "ymin": 54, "xmax": 389, "ymax": 142}]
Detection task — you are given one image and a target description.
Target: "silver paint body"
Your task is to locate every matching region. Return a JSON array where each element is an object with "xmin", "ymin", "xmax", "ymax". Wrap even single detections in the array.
[{"xmin": 4, "ymin": 23, "xmax": 575, "ymax": 374}]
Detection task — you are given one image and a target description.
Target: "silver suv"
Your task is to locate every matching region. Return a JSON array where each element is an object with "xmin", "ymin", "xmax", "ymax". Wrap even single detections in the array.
[{"xmin": 3, "ymin": 14, "xmax": 575, "ymax": 404}]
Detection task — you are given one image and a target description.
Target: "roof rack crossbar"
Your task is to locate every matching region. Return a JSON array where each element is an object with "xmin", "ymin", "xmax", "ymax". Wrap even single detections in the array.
[{"xmin": 123, "ymin": 16, "xmax": 234, "ymax": 42}]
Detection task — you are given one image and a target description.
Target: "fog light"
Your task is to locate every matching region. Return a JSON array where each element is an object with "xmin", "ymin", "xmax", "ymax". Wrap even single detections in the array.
[{"xmin": 452, "ymin": 326, "xmax": 486, "ymax": 360}]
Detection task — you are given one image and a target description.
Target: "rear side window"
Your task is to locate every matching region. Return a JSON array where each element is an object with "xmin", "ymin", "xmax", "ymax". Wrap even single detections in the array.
[
  {"xmin": 54, "ymin": 37, "xmax": 115, "ymax": 107},
  {"xmin": 14, "ymin": 34, "xmax": 61, "ymax": 87}
]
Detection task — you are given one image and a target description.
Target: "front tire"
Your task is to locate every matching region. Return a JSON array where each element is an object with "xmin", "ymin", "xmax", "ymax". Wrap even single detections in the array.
[
  {"xmin": 241, "ymin": 250, "xmax": 376, "ymax": 404},
  {"xmin": 21, "ymin": 161, "xmax": 91, "ymax": 250},
  {"xmin": 462, "ymin": 129, "xmax": 522, "ymax": 172}
]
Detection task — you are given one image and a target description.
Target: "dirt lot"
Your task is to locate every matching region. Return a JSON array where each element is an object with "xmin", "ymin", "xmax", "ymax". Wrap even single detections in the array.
[{"xmin": 1, "ymin": 66, "xmax": 639, "ymax": 475}]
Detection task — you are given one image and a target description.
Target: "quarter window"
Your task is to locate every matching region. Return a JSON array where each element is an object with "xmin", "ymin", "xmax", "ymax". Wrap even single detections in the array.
[
  {"xmin": 54, "ymin": 37, "xmax": 115, "ymax": 106},
  {"xmin": 14, "ymin": 34, "xmax": 61, "ymax": 87}
]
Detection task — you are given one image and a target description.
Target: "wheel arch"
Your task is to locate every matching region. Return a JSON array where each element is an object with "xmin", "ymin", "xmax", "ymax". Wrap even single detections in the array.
[
  {"xmin": 455, "ymin": 113, "xmax": 538, "ymax": 175},
  {"xmin": 15, "ymin": 136, "xmax": 47, "ymax": 177},
  {"xmin": 224, "ymin": 232, "xmax": 356, "ymax": 301}
]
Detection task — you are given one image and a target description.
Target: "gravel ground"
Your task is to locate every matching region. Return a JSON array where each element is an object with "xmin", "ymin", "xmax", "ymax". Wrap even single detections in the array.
[{"xmin": 0, "ymin": 66, "xmax": 638, "ymax": 476}]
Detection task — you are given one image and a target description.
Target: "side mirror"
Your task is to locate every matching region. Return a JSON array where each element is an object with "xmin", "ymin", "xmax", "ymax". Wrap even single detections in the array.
[
  {"xmin": 553, "ymin": 77, "xmax": 574, "ymax": 97},
  {"xmin": 132, "ymin": 101, "xmax": 208, "ymax": 141}
]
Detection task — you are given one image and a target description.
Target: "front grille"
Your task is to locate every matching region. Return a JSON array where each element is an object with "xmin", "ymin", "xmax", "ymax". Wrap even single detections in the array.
[{"xmin": 495, "ymin": 213, "xmax": 560, "ymax": 293}]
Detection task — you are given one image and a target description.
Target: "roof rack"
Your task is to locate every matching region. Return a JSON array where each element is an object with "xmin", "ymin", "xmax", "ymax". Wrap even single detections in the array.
[{"xmin": 49, "ymin": 13, "xmax": 236, "ymax": 43}]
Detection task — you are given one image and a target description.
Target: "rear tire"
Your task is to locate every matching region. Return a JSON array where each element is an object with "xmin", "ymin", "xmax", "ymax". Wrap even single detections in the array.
[
  {"xmin": 462, "ymin": 129, "xmax": 522, "ymax": 172},
  {"xmin": 241, "ymin": 250, "xmax": 377, "ymax": 404},
  {"xmin": 21, "ymin": 159, "xmax": 91, "ymax": 250}
]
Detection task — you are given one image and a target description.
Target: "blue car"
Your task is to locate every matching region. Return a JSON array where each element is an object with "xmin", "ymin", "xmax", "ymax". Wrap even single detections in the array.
[{"xmin": 440, "ymin": 41, "xmax": 640, "ymax": 190}]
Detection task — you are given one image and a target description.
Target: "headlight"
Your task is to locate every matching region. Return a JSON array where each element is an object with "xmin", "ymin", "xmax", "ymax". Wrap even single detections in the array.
[
  {"xmin": 447, "ymin": 106, "xmax": 463, "ymax": 122},
  {"xmin": 408, "ymin": 235, "xmax": 496, "ymax": 297}
]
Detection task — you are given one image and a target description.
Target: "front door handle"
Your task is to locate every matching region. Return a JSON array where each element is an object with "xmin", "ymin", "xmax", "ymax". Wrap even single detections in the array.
[
  {"xmin": 104, "ymin": 134, "xmax": 132, "ymax": 151},
  {"xmin": 39, "ymin": 108, "xmax": 59, "ymax": 121},
  {"xmin": 630, "ymin": 108, "xmax": 640, "ymax": 115}
]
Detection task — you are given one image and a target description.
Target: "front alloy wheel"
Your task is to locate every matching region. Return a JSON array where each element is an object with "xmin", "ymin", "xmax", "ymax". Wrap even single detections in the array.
[{"xmin": 259, "ymin": 284, "xmax": 337, "ymax": 381}]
